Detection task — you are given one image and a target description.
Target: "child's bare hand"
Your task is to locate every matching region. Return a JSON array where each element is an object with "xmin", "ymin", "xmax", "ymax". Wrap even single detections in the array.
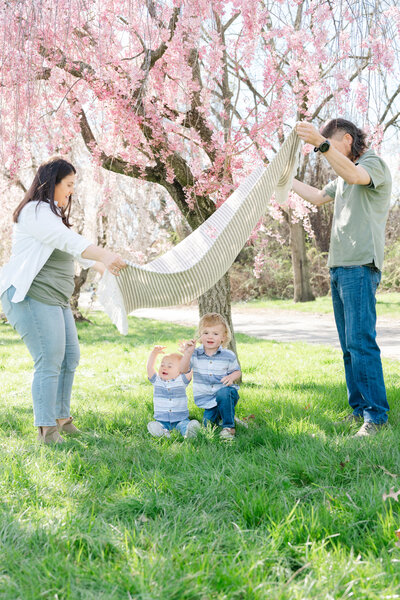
[
  {"xmin": 179, "ymin": 339, "xmax": 197, "ymax": 354},
  {"xmin": 221, "ymin": 373, "xmax": 236, "ymax": 386},
  {"xmin": 152, "ymin": 345, "xmax": 166, "ymax": 354}
]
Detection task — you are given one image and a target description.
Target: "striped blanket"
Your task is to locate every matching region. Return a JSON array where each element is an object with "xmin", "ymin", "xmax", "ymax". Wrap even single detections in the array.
[{"xmin": 98, "ymin": 129, "xmax": 300, "ymax": 334}]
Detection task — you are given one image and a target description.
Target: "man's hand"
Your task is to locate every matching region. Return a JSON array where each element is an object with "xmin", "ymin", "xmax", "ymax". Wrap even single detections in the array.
[
  {"xmin": 295, "ymin": 120, "xmax": 370, "ymax": 186},
  {"xmin": 295, "ymin": 121, "xmax": 325, "ymax": 147}
]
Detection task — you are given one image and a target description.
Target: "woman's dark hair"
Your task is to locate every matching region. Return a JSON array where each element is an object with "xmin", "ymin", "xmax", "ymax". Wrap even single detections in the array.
[
  {"xmin": 320, "ymin": 118, "xmax": 367, "ymax": 161},
  {"xmin": 13, "ymin": 157, "xmax": 76, "ymax": 227}
]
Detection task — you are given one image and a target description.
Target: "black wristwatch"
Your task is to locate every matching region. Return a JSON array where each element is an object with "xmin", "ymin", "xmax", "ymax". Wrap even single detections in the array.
[{"xmin": 314, "ymin": 139, "xmax": 330, "ymax": 153}]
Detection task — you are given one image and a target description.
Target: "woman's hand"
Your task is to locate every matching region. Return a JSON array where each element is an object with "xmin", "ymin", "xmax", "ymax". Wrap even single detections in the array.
[
  {"xmin": 82, "ymin": 245, "xmax": 127, "ymax": 276},
  {"xmin": 102, "ymin": 250, "xmax": 127, "ymax": 276}
]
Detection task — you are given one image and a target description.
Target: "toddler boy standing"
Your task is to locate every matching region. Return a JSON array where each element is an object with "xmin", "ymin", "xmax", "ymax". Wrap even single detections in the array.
[
  {"xmin": 180, "ymin": 313, "xmax": 241, "ymax": 440},
  {"xmin": 147, "ymin": 346, "xmax": 201, "ymax": 439}
]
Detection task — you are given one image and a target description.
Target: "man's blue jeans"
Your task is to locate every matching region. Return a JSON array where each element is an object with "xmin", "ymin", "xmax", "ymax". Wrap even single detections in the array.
[
  {"xmin": 330, "ymin": 266, "xmax": 388, "ymax": 424},
  {"xmin": 203, "ymin": 386, "xmax": 239, "ymax": 429},
  {"xmin": 1, "ymin": 286, "xmax": 80, "ymax": 427}
]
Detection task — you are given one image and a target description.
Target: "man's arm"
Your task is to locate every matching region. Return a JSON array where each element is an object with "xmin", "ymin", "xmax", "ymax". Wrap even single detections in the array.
[
  {"xmin": 295, "ymin": 121, "xmax": 371, "ymax": 186},
  {"xmin": 292, "ymin": 178, "xmax": 334, "ymax": 206}
]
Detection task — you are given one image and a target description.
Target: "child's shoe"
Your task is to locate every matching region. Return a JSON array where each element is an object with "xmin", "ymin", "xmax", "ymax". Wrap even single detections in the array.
[
  {"xmin": 147, "ymin": 421, "xmax": 171, "ymax": 438},
  {"xmin": 184, "ymin": 420, "xmax": 201, "ymax": 439},
  {"xmin": 220, "ymin": 427, "xmax": 235, "ymax": 440}
]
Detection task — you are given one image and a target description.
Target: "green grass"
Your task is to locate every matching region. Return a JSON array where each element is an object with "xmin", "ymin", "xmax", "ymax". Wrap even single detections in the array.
[
  {"xmin": 236, "ymin": 291, "xmax": 400, "ymax": 318},
  {"xmin": 1, "ymin": 314, "xmax": 400, "ymax": 599}
]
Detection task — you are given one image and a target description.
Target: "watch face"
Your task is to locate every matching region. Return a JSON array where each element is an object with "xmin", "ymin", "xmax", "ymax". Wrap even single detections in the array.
[{"xmin": 319, "ymin": 140, "xmax": 330, "ymax": 153}]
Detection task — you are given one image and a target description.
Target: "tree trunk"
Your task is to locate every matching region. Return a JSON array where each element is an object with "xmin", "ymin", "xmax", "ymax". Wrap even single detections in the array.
[
  {"xmin": 70, "ymin": 215, "xmax": 108, "ymax": 322},
  {"xmin": 198, "ymin": 271, "xmax": 238, "ymax": 356},
  {"xmin": 70, "ymin": 268, "xmax": 91, "ymax": 322},
  {"xmin": 289, "ymin": 220, "xmax": 315, "ymax": 303}
]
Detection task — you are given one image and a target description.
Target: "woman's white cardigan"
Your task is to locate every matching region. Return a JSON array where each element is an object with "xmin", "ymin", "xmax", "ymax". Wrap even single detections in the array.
[{"xmin": 0, "ymin": 201, "xmax": 94, "ymax": 303}]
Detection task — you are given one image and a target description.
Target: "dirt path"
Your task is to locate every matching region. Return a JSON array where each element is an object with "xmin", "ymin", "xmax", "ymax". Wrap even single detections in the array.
[{"xmin": 131, "ymin": 306, "xmax": 400, "ymax": 361}]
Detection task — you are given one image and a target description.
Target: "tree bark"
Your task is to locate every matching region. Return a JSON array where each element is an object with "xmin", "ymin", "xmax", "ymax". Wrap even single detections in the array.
[
  {"xmin": 70, "ymin": 267, "xmax": 91, "ymax": 322},
  {"xmin": 70, "ymin": 216, "xmax": 108, "ymax": 321},
  {"xmin": 198, "ymin": 271, "xmax": 238, "ymax": 356},
  {"xmin": 289, "ymin": 220, "xmax": 315, "ymax": 303}
]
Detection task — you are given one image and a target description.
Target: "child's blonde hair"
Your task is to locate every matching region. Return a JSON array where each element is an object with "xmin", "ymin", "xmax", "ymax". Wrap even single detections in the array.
[
  {"xmin": 161, "ymin": 352, "xmax": 182, "ymax": 363},
  {"xmin": 198, "ymin": 313, "xmax": 231, "ymax": 348}
]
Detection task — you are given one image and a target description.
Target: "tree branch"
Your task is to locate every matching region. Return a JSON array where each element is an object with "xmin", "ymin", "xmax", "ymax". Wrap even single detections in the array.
[{"xmin": 379, "ymin": 83, "xmax": 400, "ymax": 126}]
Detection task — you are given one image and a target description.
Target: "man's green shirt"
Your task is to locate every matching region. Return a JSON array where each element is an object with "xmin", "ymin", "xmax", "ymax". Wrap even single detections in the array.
[{"xmin": 324, "ymin": 149, "xmax": 392, "ymax": 271}]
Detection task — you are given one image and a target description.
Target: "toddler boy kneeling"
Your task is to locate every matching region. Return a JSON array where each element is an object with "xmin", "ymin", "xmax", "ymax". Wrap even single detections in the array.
[{"xmin": 180, "ymin": 313, "xmax": 241, "ymax": 440}]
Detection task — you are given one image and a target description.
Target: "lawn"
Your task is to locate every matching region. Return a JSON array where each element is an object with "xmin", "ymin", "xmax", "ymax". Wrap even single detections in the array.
[
  {"xmin": 1, "ymin": 314, "xmax": 400, "ymax": 599},
  {"xmin": 236, "ymin": 291, "xmax": 400, "ymax": 319}
]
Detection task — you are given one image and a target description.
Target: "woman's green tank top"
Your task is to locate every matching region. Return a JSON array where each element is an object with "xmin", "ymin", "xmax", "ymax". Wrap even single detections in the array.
[{"xmin": 27, "ymin": 249, "xmax": 75, "ymax": 307}]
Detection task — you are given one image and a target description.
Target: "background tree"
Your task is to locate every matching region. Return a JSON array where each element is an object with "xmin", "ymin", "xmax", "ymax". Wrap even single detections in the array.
[{"xmin": 1, "ymin": 0, "xmax": 400, "ymax": 347}]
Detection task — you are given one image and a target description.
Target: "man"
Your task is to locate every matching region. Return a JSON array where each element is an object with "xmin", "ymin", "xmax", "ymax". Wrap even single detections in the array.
[{"xmin": 293, "ymin": 118, "xmax": 392, "ymax": 437}]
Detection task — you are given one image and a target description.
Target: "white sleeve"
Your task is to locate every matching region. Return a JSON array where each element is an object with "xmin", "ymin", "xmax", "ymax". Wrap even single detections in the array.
[
  {"xmin": 76, "ymin": 256, "xmax": 96, "ymax": 268},
  {"xmin": 19, "ymin": 202, "xmax": 93, "ymax": 259}
]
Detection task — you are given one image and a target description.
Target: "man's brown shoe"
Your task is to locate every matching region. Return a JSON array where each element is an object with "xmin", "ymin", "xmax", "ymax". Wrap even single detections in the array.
[
  {"xmin": 57, "ymin": 417, "xmax": 81, "ymax": 436},
  {"xmin": 37, "ymin": 426, "xmax": 65, "ymax": 444},
  {"xmin": 334, "ymin": 413, "xmax": 363, "ymax": 427},
  {"xmin": 353, "ymin": 421, "xmax": 388, "ymax": 438}
]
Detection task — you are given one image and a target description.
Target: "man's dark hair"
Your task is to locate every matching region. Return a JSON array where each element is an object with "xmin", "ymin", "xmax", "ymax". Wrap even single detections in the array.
[{"xmin": 320, "ymin": 118, "xmax": 367, "ymax": 161}]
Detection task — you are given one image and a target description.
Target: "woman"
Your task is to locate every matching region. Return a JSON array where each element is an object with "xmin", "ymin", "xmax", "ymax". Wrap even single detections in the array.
[{"xmin": 0, "ymin": 157, "xmax": 126, "ymax": 444}]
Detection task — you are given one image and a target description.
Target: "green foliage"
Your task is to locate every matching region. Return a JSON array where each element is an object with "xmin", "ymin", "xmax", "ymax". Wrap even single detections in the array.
[
  {"xmin": 230, "ymin": 204, "xmax": 400, "ymax": 302},
  {"xmin": 381, "ymin": 241, "xmax": 400, "ymax": 292},
  {"xmin": 231, "ymin": 243, "xmax": 294, "ymax": 301},
  {"xmin": 1, "ymin": 315, "xmax": 400, "ymax": 599}
]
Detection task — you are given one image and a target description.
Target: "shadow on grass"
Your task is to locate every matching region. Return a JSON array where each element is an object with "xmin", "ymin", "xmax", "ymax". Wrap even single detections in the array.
[
  {"xmin": 77, "ymin": 316, "xmax": 286, "ymax": 349},
  {"xmin": 77, "ymin": 316, "xmax": 197, "ymax": 348}
]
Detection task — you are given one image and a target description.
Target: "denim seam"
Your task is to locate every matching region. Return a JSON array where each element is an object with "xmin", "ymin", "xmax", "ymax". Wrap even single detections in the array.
[
  {"xmin": 58, "ymin": 349, "xmax": 69, "ymax": 419},
  {"xmin": 363, "ymin": 268, "xmax": 387, "ymax": 424},
  {"xmin": 356, "ymin": 268, "xmax": 372, "ymax": 405},
  {"xmin": 25, "ymin": 297, "xmax": 55, "ymax": 427},
  {"xmin": 57, "ymin": 307, "xmax": 79, "ymax": 419},
  {"xmin": 59, "ymin": 307, "xmax": 70, "ymax": 419}
]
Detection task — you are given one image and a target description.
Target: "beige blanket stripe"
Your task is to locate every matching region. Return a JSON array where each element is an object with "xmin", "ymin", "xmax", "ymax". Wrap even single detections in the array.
[{"xmin": 98, "ymin": 130, "xmax": 300, "ymax": 334}]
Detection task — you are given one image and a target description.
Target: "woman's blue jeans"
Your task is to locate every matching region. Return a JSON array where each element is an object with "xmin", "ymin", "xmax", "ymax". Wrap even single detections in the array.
[
  {"xmin": 1, "ymin": 286, "xmax": 80, "ymax": 427},
  {"xmin": 203, "ymin": 386, "xmax": 239, "ymax": 429},
  {"xmin": 330, "ymin": 266, "xmax": 389, "ymax": 424}
]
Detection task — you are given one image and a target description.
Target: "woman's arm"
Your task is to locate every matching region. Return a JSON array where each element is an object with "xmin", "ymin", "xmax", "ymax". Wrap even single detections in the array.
[
  {"xmin": 92, "ymin": 262, "xmax": 106, "ymax": 275},
  {"xmin": 81, "ymin": 245, "xmax": 126, "ymax": 275},
  {"xmin": 20, "ymin": 203, "xmax": 126, "ymax": 274}
]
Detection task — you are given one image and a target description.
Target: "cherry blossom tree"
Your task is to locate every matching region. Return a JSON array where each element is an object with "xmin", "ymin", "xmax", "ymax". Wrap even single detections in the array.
[{"xmin": 1, "ymin": 0, "xmax": 399, "ymax": 342}]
